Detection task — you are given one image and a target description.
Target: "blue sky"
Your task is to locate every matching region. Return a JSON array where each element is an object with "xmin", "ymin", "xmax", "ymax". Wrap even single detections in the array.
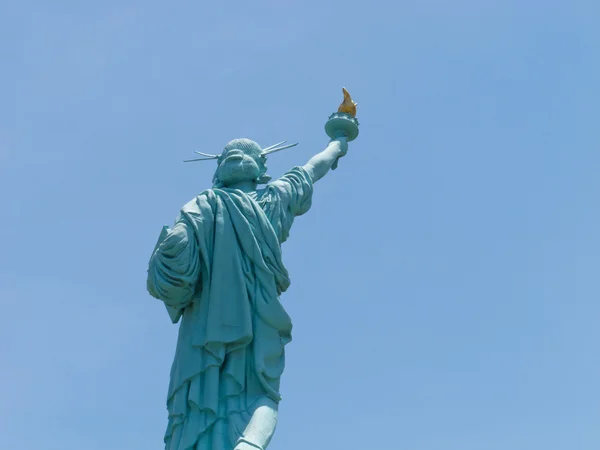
[{"xmin": 1, "ymin": 1, "xmax": 599, "ymax": 449}]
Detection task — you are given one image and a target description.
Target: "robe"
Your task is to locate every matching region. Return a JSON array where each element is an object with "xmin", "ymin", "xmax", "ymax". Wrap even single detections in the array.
[{"xmin": 147, "ymin": 167, "xmax": 313, "ymax": 450}]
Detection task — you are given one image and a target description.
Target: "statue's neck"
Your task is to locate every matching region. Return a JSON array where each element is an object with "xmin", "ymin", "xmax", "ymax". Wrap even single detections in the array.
[{"xmin": 223, "ymin": 180, "xmax": 257, "ymax": 193}]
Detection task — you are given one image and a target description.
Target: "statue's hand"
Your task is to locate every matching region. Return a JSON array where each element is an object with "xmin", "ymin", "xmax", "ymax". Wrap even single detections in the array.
[
  {"xmin": 330, "ymin": 137, "xmax": 348, "ymax": 170},
  {"xmin": 331, "ymin": 136, "xmax": 348, "ymax": 156}
]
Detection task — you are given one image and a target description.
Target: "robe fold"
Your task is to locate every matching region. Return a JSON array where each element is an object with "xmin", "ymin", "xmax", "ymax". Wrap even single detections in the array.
[{"xmin": 147, "ymin": 167, "xmax": 313, "ymax": 450}]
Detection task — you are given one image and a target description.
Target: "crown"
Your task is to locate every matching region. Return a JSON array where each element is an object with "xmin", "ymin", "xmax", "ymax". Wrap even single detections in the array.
[{"xmin": 183, "ymin": 140, "xmax": 298, "ymax": 163}]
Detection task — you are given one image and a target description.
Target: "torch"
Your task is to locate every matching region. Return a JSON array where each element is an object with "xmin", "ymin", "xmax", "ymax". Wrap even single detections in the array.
[{"xmin": 325, "ymin": 87, "xmax": 359, "ymax": 170}]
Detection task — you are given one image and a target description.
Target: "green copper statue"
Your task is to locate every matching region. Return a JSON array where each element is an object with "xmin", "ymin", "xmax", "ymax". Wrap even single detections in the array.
[{"xmin": 147, "ymin": 89, "xmax": 359, "ymax": 450}]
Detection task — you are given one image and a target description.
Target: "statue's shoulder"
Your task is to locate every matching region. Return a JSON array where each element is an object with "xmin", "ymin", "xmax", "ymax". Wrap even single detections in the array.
[{"xmin": 180, "ymin": 189, "xmax": 216, "ymax": 213}]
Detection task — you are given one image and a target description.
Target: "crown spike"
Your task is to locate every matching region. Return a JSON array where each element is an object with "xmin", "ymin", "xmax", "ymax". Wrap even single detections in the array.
[
  {"xmin": 261, "ymin": 142, "xmax": 299, "ymax": 156},
  {"xmin": 183, "ymin": 156, "xmax": 220, "ymax": 163},
  {"xmin": 261, "ymin": 140, "xmax": 287, "ymax": 152},
  {"xmin": 194, "ymin": 151, "xmax": 220, "ymax": 158}
]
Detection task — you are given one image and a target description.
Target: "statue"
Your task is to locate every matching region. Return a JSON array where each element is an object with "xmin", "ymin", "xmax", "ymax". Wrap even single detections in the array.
[{"xmin": 147, "ymin": 89, "xmax": 359, "ymax": 450}]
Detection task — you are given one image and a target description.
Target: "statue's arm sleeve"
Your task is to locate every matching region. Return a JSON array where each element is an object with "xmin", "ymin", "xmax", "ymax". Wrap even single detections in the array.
[
  {"xmin": 268, "ymin": 166, "xmax": 314, "ymax": 217},
  {"xmin": 146, "ymin": 215, "xmax": 202, "ymax": 315}
]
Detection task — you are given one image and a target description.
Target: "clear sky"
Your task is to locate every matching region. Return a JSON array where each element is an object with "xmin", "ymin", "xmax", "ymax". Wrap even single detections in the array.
[{"xmin": 1, "ymin": 1, "xmax": 599, "ymax": 449}]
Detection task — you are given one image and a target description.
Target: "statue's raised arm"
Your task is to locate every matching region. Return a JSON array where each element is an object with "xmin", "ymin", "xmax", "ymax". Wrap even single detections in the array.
[{"xmin": 303, "ymin": 136, "xmax": 349, "ymax": 183}]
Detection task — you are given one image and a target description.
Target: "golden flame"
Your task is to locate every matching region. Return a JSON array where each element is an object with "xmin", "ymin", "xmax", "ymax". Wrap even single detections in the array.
[{"xmin": 337, "ymin": 87, "xmax": 357, "ymax": 117}]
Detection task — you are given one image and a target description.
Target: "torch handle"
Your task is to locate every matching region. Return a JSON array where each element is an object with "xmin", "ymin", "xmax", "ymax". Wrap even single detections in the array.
[{"xmin": 331, "ymin": 130, "xmax": 347, "ymax": 171}]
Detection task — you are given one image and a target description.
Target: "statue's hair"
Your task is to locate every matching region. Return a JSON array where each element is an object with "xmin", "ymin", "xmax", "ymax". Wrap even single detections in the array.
[{"xmin": 212, "ymin": 138, "xmax": 272, "ymax": 188}]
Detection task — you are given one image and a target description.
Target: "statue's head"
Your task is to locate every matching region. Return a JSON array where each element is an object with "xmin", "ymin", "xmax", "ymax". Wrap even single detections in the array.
[
  {"xmin": 213, "ymin": 139, "xmax": 270, "ymax": 188},
  {"xmin": 183, "ymin": 138, "xmax": 298, "ymax": 188}
]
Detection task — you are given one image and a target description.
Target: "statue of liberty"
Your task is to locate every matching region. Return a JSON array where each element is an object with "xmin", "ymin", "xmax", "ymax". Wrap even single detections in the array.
[{"xmin": 147, "ymin": 90, "xmax": 359, "ymax": 450}]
